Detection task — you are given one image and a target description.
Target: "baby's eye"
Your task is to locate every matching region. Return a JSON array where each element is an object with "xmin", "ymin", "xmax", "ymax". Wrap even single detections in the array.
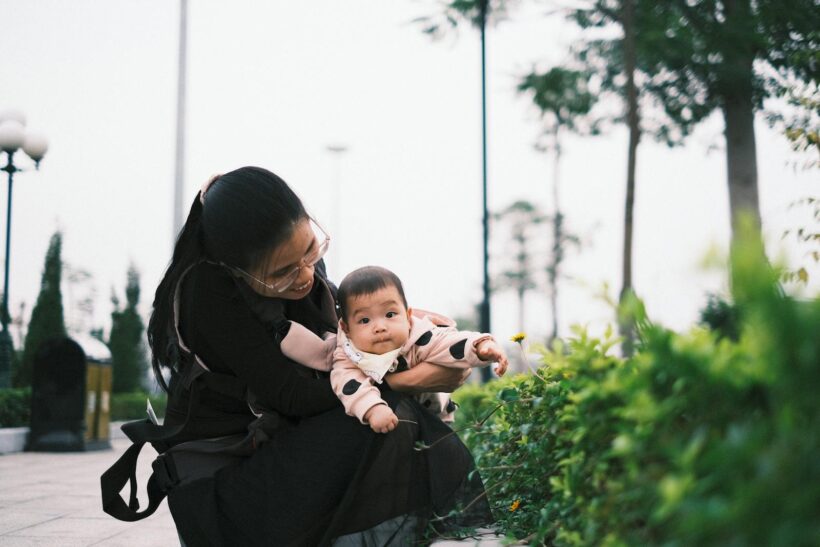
[
  {"xmin": 358, "ymin": 317, "xmax": 370, "ymax": 325},
  {"xmin": 386, "ymin": 311, "xmax": 398, "ymax": 318}
]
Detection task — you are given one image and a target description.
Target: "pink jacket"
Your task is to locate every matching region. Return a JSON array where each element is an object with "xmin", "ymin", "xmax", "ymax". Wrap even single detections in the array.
[
  {"xmin": 330, "ymin": 315, "xmax": 493, "ymax": 424},
  {"xmin": 278, "ymin": 311, "xmax": 494, "ymax": 424}
]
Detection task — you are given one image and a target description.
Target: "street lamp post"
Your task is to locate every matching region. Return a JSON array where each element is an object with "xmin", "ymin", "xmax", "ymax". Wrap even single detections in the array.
[
  {"xmin": 326, "ymin": 144, "xmax": 348, "ymax": 280},
  {"xmin": 479, "ymin": 0, "xmax": 492, "ymax": 382},
  {"xmin": 0, "ymin": 110, "xmax": 49, "ymax": 387}
]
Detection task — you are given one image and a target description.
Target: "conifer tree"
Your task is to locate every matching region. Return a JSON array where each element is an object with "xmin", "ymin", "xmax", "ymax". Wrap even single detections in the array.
[
  {"xmin": 109, "ymin": 264, "xmax": 147, "ymax": 393},
  {"xmin": 16, "ymin": 232, "xmax": 66, "ymax": 387}
]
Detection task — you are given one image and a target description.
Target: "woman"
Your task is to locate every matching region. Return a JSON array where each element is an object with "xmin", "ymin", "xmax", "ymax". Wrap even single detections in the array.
[{"xmin": 147, "ymin": 167, "xmax": 491, "ymax": 546}]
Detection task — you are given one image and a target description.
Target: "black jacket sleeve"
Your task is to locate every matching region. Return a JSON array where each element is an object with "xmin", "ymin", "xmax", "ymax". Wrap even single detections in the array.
[{"xmin": 181, "ymin": 263, "xmax": 339, "ymax": 418}]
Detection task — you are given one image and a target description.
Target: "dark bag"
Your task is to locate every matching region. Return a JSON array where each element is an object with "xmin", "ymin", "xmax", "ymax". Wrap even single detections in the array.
[{"xmin": 99, "ymin": 361, "xmax": 262, "ymax": 522}]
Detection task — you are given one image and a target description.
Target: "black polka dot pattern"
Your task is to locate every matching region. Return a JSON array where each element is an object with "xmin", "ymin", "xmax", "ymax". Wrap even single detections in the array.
[
  {"xmin": 449, "ymin": 339, "xmax": 467, "ymax": 360},
  {"xmin": 342, "ymin": 380, "xmax": 361, "ymax": 395},
  {"xmin": 396, "ymin": 355, "xmax": 409, "ymax": 372},
  {"xmin": 416, "ymin": 331, "xmax": 433, "ymax": 346}
]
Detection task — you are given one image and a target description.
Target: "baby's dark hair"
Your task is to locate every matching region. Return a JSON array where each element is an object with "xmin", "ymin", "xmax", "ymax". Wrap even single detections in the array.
[{"xmin": 338, "ymin": 266, "xmax": 408, "ymax": 320}]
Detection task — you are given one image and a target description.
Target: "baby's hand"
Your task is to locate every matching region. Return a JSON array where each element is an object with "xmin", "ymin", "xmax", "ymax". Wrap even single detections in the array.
[
  {"xmin": 364, "ymin": 405, "xmax": 398, "ymax": 434},
  {"xmin": 476, "ymin": 339, "xmax": 509, "ymax": 377}
]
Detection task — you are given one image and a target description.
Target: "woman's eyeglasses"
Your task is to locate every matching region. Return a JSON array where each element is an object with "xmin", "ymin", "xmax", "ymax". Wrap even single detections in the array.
[{"xmin": 235, "ymin": 218, "xmax": 330, "ymax": 293}]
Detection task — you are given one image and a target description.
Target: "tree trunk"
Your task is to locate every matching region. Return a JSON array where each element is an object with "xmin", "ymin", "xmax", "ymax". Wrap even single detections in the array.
[
  {"xmin": 723, "ymin": 94, "xmax": 761, "ymax": 237},
  {"xmin": 721, "ymin": 0, "xmax": 761, "ymax": 241},
  {"xmin": 549, "ymin": 137, "xmax": 562, "ymax": 345},
  {"xmin": 619, "ymin": 0, "xmax": 640, "ymax": 356}
]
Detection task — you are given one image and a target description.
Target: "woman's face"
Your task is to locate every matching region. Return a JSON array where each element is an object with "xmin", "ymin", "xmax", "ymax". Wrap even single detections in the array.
[{"xmin": 243, "ymin": 218, "xmax": 318, "ymax": 300}]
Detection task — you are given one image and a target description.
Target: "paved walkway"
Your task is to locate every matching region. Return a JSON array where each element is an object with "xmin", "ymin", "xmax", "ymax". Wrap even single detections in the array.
[
  {"xmin": 0, "ymin": 440, "xmax": 175, "ymax": 546},
  {"xmin": 0, "ymin": 440, "xmax": 504, "ymax": 546}
]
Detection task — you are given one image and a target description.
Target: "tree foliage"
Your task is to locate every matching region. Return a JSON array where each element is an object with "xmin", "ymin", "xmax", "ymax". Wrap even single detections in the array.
[
  {"xmin": 493, "ymin": 201, "xmax": 547, "ymax": 334},
  {"xmin": 572, "ymin": 0, "xmax": 818, "ymax": 136},
  {"xmin": 518, "ymin": 67, "xmax": 599, "ymax": 136},
  {"xmin": 15, "ymin": 232, "xmax": 66, "ymax": 387},
  {"xmin": 109, "ymin": 264, "xmax": 147, "ymax": 393},
  {"xmin": 571, "ymin": 0, "xmax": 819, "ymax": 236},
  {"xmin": 414, "ymin": 0, "xmax": 515, "ymax": 37}
]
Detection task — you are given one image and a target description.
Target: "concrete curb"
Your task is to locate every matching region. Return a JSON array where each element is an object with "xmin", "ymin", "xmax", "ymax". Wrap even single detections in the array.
[
  {"xmin": 0, "ymin": 427, "xmax": 28, "ymax": 454},
  {"xmin": 0, "ymin": 421, "xmax": 128, "ymax": 454}
]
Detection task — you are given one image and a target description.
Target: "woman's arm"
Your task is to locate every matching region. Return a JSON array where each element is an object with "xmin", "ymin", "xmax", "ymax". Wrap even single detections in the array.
[{"xmin": 383, "ymin": 362, "xmax": 472, "ymax": 394}]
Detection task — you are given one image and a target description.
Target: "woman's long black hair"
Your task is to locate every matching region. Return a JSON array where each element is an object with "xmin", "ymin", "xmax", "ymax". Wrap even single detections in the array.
[{"xmin": 147, "ymin": 166, "xmax": 307, "ymax": 391}]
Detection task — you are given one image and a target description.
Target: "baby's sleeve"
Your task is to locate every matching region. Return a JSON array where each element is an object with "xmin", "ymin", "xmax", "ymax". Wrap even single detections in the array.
[
  {"xmin": 415, "ymin": 327, "xmax": 494, "ymax": 368},
  {"xmin": 331, "ymin": 346, "xmax": 388, "ymax": 424}
]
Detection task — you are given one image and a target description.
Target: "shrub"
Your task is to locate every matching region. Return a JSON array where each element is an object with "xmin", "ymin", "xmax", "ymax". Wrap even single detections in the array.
[
  {"xmin": 110, "ymin": 391, "xmax": 167, "ymax": 422},
  {"xmin": 0, "ymin": 388, "xmax": 166, "ymax": 427},
  {"xmin": 457, "ymin": 234, "xmax": 820, "ymax": 545},
  {"xmin": 0, "ymin": 387, "xmax": 31, "ymax": 427}
]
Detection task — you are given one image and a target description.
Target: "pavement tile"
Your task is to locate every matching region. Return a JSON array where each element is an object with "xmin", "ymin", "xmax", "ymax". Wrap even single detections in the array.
[
  {"xmin": 0, "ymin": 537, "xmax": 93, "ymax": 546},
  {"xmin": 91, "ymin": 525, "xmax": 180, "ymax": 546},
  {"xmin": 0, "ymin": 511, "xmax": 62, "ymax": 535},
  {"xmin": 3, "ymin": 516, "xmax": 130, "ymax": 540},
  {"xmin": 0, "ymin": 483, "xmax": 75, "ymax": 497},
  {"xmin": 11, "ymin": 494, "xmax": 100, "ymax": 515},
  {"xmin": 0, "ymin": 492, "xmax": 64, "ymax": 515}
]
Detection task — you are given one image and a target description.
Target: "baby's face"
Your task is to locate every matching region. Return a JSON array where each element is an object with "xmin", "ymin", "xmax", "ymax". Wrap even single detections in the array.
[{"xmin": 342, "ymin": 286, "xmax": 412, "ymax": 354}]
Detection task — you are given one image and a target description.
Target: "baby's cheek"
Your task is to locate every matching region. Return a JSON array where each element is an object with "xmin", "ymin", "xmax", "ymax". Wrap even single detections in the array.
[{"xmin": 348, "ymin": 329, "xmax": 367, "ymax": 348}]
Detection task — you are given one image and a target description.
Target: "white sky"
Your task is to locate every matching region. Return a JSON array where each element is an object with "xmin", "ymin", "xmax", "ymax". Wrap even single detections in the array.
[{"xmin": 1, "ymin": 0, "xmax": 817, "ymax": 349}]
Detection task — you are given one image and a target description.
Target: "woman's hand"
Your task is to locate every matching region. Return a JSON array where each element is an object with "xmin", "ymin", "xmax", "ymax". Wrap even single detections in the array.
[{"xmin": 384, "ymin": 362, "xmax": 471, "ymax": 394}]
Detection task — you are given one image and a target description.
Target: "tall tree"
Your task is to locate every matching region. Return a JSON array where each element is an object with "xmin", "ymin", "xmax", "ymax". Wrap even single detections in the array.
[
  {"xmin": 620, "ymin": 0, "xmax": 640, "ymax": 354},
  {"xmin": 15, "ymin": 232, "xmax": 66, "ymax": 387},
  {"xmin": 573, "ymin": 0, "xmax": 819, "ymax": 242},
  {"xmin": 109, "ymin": 264, "xmax": 147, "ymax": 393},
  {"xmin": 493, "ymin": 200, "xmax": 546, "ymax": 335},
  {"xmin": 518, "ymin": 67, "xmax": 594, "ymax": 342}
]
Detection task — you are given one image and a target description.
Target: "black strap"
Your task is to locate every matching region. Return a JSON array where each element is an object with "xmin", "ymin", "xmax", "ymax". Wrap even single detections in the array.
[
  {"xmin": 100, "ymin": 440, "xmax": 169, "ymax": 521},
  {"xmin": 100, "ymin": 383, "xmax": 199, "ymax": 522},
  {"xmin": 179, "ymin": 351, "xmax": 248, "ymax": 402}
]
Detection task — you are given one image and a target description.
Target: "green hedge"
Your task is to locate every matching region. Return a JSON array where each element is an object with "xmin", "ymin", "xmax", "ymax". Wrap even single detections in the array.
[
  {"xmin": 110, "ymin": 391, "xmax": 167, "ymax": 422},
  {"xmin": 0, "ymin": 387, "xmax": 31, "ymax": 427},
  {"xmin": 0, "ymin": 388, "xmax": 167, "ymax": 426},
  {"xmin": 453, "ymin": 235, "xmax": 820, "ymax": 545}
]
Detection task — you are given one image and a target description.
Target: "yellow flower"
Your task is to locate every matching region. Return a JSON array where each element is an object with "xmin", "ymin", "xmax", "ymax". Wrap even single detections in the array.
[
  {"xmin": 509, "ymin": 499, "xmax": 521, "ymax": 512},
  {"xmin": 511, "ymin": 333, "xmax": 526, "ymax": 344}
]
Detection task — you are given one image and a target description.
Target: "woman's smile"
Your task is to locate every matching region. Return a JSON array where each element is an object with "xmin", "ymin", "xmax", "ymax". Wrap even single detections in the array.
[{"xmin": 289, "ymin": 278, "xmax": 312, "ymax": 295}]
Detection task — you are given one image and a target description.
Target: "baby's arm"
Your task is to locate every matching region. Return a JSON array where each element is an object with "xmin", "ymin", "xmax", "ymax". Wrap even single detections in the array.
[
  {"xmin": 331, "ymin": 346, "xmax": 395, "ymax": 428},
  {"xmin": 278, "ymin": 321, "xmax": 335, "ymax": 372},
  {"xmin": 364, "ymin": 405, "xmax": 398, "ymax": 433},
  {"xmin": 417, "ymin": 327, "xmax": 508, "ymax": 375}
]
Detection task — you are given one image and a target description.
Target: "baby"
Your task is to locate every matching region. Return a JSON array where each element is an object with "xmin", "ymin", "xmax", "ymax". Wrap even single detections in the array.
[{"xmin": 279, "ymin": 266, "xmax": 508, "ymax": 433}]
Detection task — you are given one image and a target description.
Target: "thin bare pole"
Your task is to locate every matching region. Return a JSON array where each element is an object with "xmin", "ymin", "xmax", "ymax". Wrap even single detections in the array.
[
  {"xmin": 326, "ymin": 144, "xmax": 348, "ymax": 280},
  {"xmin": 479, "ymin": 0, "xmax": 492, "ymax": 382},
  {"xmin": 173, "ymin": 0, "xmax": 188, "ymax": 242}
]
